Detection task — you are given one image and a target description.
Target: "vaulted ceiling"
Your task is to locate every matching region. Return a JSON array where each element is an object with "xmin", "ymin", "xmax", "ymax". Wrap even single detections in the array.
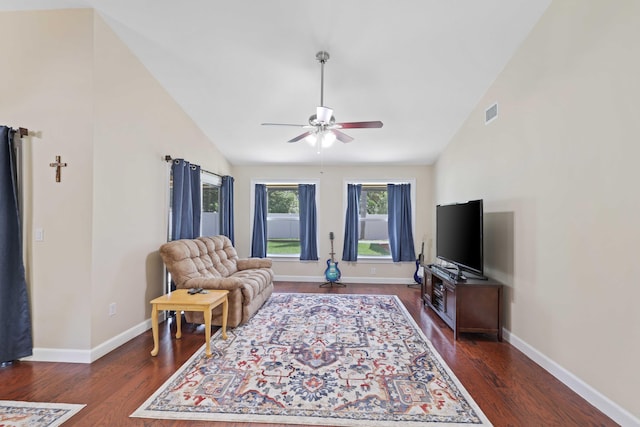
[{"xmin": 1, "ymin": 0, "xmax": 551, "ymax": 165}]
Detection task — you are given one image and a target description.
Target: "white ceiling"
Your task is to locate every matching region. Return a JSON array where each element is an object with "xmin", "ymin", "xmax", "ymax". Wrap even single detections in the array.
[{"xmin": 2, "ymin": 0, "xmax": 551, "ymax": 166}]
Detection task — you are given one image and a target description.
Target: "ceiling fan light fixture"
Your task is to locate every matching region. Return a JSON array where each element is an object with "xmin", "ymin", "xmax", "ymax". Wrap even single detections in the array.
[
  {"xmin": 304, "ymin": 133, "xmax": 317, "ymax": 146},
  {"xmin": 316, "ymin": 106, "xmax": 334, "ymax": 124},
  {"xmin": 320, "ymin": 130, "xmax": 336, "ymax": 148}
]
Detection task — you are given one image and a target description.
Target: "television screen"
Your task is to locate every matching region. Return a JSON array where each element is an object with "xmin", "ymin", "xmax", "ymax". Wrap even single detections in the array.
[{"xmin": 436, "ymin": 199, "xmax": 483, "ymax": 275}]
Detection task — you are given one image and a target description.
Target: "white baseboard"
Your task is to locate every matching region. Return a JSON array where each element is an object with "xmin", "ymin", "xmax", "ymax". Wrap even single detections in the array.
[
  {"xmin": 275, "ymin": 275, "xmax": 415, "ymax": 285},
  {"xmin": 89, "ymin": 318, "xmax": 154, "ymax": 362},
  {"xmin": 27, "ymin": 347, "xmax": 93, "ymax": 364},
  {"xmin": 503, "ymin": 328, "xmax": 639, "ymax": 426},
  {"xmin": 26, "ymin": 314, "xmax": 165, "ymax": 364}
]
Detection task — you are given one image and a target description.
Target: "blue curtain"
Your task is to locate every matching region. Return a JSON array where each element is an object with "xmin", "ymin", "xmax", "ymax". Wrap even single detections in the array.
[
  {"xmin": 251, "ymin": 184, "xmax": 267, "ymax": 258},
  {"xmin": 342, "ymin": 184, "xmax": 361, "ymax": 261},
  {"xmin": 221, "ymin": 175, "xmax": 234, "ymax": 244},
  {"xmin": 0, "ymin": 126, "xmax": 32, "ymax": 363},
  {"xmin": 387, "ymin": 183, "xmax": 416, "ymax": 262},
  {"xmin": 190, "ymin": 165, "xmax": 201, "ymax": 234},
  {"xmin": 298, "ymin": 184, "xmax": 318, "ymax": 260},
  {"xmin": 171, "ymin": 159, "xmax": 201, "ymax": 240}
]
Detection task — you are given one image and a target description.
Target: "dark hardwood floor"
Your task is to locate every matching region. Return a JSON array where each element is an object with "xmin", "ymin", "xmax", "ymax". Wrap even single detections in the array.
[{"xmin": 0, "ymin": 282, "xmax": 616, "ymax": 426}]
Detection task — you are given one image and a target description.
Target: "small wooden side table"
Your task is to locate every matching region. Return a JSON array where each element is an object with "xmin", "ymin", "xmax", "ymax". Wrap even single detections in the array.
[{"xmin": 150, "ymin": 289, "xmax": 229, "ymax": 358}]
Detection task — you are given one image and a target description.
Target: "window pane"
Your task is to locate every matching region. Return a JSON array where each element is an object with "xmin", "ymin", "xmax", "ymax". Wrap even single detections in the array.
[
  {"xmin": 201, "ymin": 182, "xmax": 220, "ymax": 236},
  {"xmin": 267, "ymin": 187, "xmax": 300, "ymax": 256},
  {"xmin": 202, "ymin": 183, "xmax": 219, "ymax": 213},
  {"xmin": 268, "ymin": 188, "xmax": 299, "ymax": 213},
  {"xmin": 359, "ymin": 186, "xmax": 390, "ymax": 257}
]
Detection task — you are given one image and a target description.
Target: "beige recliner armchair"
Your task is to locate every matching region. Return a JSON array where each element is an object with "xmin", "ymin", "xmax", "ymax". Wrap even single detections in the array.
[{"xmin": 159, "ymin": 235, "xmax": 274, "ymax": 327}]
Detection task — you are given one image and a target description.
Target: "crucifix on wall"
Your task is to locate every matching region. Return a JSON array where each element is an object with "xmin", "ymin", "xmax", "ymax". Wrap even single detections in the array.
[{"xmin": 49, "ymin": 155, "xmax": 68, "ymax": 182}]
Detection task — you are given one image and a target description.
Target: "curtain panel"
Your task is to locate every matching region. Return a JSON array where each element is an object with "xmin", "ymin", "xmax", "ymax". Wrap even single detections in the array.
[
  {"xmin": 387, "ymin": 183, "xmax": 416, "ymax": 262},
  {"xmin": 342, "ymin": 183, "xmax": 362, "ymax": 262},
  {"xmin": 298, "ymin": 184, "xmax": 318, "ymax": 261},
  {"xmin": 221, "ymin": 175, "xmax": 235, "ymax": 245},
  {"xmin": 0, "ymin": 126, "xmax": 32, "ymax": 363},
  {"xmin": 251, "ymin": 183, "xmax": 267, "ymax": 258},
  {"xmin": 171, "ymin": 159, "xmax": 201, "ymax": 240}
]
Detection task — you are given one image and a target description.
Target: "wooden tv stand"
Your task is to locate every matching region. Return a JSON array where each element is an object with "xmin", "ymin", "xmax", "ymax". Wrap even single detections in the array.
[{"xmin": 422, "ymin": 266, "xmax": 503, "ymax": 341}]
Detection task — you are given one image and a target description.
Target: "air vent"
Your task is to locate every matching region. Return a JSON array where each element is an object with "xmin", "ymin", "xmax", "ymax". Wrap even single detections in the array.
[{"xmin": 485, "ymin": 103, "xmax": 498, "ymax": 124}]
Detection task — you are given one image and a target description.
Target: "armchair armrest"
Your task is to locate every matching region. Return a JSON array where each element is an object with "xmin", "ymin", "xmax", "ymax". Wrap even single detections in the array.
[{"xmin": 237, "ymin": 258, "xmax": 272, "ymax": 270}]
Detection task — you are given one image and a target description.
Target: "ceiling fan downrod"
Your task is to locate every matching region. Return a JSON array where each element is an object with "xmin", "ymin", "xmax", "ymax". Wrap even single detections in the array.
[
  {"xmin": 316, "ymin": 51, "xmax": 329, "ymax": 107},
  {"xmin": 312, "ymin": 51, "xmax": 334, "ymax": 126}
]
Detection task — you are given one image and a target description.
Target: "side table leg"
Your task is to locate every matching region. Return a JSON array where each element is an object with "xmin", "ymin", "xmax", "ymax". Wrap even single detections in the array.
[
  {"xmin": 175, "ymin": 310, "xmax": 182, "ymax": 339},
  {"xmin": 150, "ymin": 304, "xmax": 159, "ymax": 356},
  {"xmin": 221, "ymin": 297, "xmax": 228, "ymax": 340},
  {"xmin": 204, "ymin": 308, "xmax": 212, "ymax": 358}
]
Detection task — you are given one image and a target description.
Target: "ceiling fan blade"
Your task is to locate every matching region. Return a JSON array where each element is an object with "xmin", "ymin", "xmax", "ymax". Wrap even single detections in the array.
[
  {"xmin": 288, "ymin": 131, "xmax": 313, "ymax": 143},
  {"xmin": 262, "ymin": 123, "xmax": 307, "ymax": 127},
  {"xmin": 335, "ymin": 121, "xmax": 383, "ymax": 129},
  {"xmin": 332, "ymin": 129, "xmax": 354, "ymax": 143}
]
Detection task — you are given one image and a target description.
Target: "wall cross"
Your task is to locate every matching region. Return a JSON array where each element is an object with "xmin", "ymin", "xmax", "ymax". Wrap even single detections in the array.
[{"xmin": 49, "ymin": 155, "xmax": 68, "ymax": 183}]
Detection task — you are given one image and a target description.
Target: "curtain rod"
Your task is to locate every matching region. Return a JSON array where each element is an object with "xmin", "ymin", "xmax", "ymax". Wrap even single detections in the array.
[
  {"xmin": 164, "ymin": 155, "xmax": 224, "ymax": 178},
  {"xmin": 8, "ymin": 127, "xmax": 28, "ymax": 137}
]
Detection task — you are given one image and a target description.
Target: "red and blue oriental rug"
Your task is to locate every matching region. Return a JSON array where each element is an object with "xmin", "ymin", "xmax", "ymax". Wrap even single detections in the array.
[{"xmin": 131, "ymin": 293, "xmax": 492, "ymax": 426}]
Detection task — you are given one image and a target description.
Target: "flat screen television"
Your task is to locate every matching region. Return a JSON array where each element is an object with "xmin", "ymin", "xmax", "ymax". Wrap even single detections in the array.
[{"xmin": 436, "ymin": 199, "xmax": 484, "ymax": 277}]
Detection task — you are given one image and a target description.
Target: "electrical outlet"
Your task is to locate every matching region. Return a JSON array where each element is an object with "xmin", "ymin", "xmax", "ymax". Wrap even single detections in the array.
[
  {"xmin": 371, "ymin": 267, "xmax": 376, "ymax": 275},
  {"xmin": 108, "ymin": 303, "xmax": 117, "ymax": 317}
]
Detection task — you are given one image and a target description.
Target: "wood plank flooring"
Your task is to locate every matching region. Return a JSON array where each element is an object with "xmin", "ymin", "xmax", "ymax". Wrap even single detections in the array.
[{"xmin": 0, "ymin": 282, "xmax": 617, "ymax": 426}]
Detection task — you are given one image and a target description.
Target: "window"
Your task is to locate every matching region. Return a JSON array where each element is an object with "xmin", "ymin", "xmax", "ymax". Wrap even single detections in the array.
[
  {"xmin": 251, "ymin": 180, "xmax": 318, "ymax": 258},
  {"xmin": 358, "ymin": 185, "xmax": 391, "ymax": 257},
  {"xmin": 201, "ymin": 173, "xmax": 221, "ymax": 236},
  {"xmin": 266, "ymin": 185, "xmax": 300, "ymax": 256},
  {"xmin": 168, "ymin": 171, "xmax": 221, "ymax": 239},
  {"xmin": 345, "ymin": 180, "xmax": 416, "ymax": 260}
]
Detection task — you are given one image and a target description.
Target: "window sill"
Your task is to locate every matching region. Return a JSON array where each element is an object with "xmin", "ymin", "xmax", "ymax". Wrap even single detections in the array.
[
  {"xmin": 268, "ymin": 254, "xmax": 301, "ymax": 261},
  {"xmin": 355, "ymin": 256, "xmax": 394, "ymax": 263}
]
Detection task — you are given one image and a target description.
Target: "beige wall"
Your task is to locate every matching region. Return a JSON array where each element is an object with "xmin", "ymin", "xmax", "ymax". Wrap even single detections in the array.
[
  {"xmin": 233, "ymin": 164, "xmax": 433, "ymax": 283},
  {"xmin": 90, "ymin": 14, "xmax": 231, "ymax": 347},
  {"xmin": 1, "ymin": 9, "xmax": 230, "ymax": 356},
  {"xmin": 1, "ymin": 10, "xmax": 95, "ymax": 350},
  {"xmin": 434, "ymin": 0, "xmax": 639, "ymax": 420}
]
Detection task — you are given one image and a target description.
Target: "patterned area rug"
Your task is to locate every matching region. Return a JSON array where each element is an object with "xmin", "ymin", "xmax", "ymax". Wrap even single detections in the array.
[
  {"xmin": 0, "ymin": 401, "xmax": 85, "ymax": 427},
  {"xmin": 132, "ymin": 293, "xmax": 492, "ymax": 426}
]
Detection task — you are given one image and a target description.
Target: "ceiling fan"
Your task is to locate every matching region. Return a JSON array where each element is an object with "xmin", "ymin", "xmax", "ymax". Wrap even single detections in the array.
[{"xmin": 261, "ymin": 51, "xmax": 383, "ymax": 146}]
